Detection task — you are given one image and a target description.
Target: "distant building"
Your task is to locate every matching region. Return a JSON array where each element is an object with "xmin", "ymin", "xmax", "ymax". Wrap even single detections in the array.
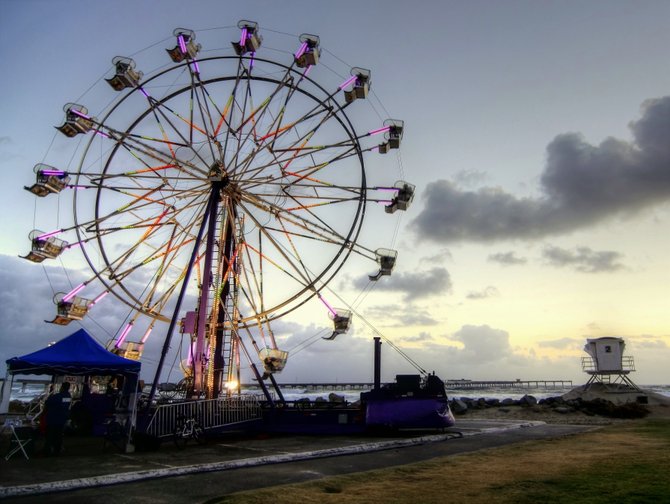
[{"xmin": 582, "ymin": 337, "xmax": 639, "ymax": 390}]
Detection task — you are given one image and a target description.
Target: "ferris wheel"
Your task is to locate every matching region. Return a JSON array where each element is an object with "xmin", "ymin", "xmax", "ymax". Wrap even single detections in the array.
[{"xmin": 22, "ymin": 22, "xmax": 415, "ymax": 400}]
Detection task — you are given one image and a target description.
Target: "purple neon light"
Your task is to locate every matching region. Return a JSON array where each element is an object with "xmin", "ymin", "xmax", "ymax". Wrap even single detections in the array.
[
  {"xmin": 40, "ymin": 170, "xmax": 66, "ymax": 177},
  {"xmin": 69, "ymin": 108, "xmax": 91, "ymax": 120},
  {"xmin": 178, "ymin": 35, "xmax": 187, "ymax": 54},
  {"xmin": 115, "ymin": 322, "xmax": 133, "ymax": 348},
  {"xmin": 37, "ymin": 229, "xmax": 62, "ymax": 241},
  {"xmin": 141, "ymin": 327, "xmax": 152, "ymax": 344},
  {"xmin": 249, "ymin": 52, "xmax": 255, "ymax": 69},
  {"xmin": 62, "ymin": 283, "xmax": 85, "ymax": 303},
  {"xmin": 339, "ymin": 75, "xmax": 357, "ymax": 90},
  {"xmin": 89, "ymin": 291, "xmax": 108, "ymax": 306},
  {"xmin": 302, "ymin": 65, "xmax": 313, "ymax": 78},
  {"xmin": 65, "ymin": 241, "xmax": 84, "ymax": 250},
  {"xmin": 95, "ymin": 130, "xmax": 110, "ymax": 138},
  {"xmin": 139, "ymin": 88, "xmax": 150, "ymax": 98},
  {"xmin": 192, "ymin": 60, "xmax": 200, "ymax": 74},
  {"xmin": 369, "ymin": 126, "xmax": 391, "ymax": 136},
  {"xmin": 295, "ymin": 41, "xmax": 308, "ymax": 59},
  {"xmin": 240, "ymin": 27, "xmax": 248, "ymax": 47},
  {"xmin": 318, "ymin": 295, "xmax": 338, "ymax": 317}
]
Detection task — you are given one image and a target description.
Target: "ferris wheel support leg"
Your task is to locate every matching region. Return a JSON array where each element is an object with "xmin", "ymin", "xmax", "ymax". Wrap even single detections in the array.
[
  {"xmin": 193, "ymin": 183, "xmax": 223, "ymax": 396},
  {"xmin": 267, "ymin": 373, "xmax": 285, "ymax": 404},
  {"xmin": 144, "ymin": 188, "xmax": 217, "ymax": 412}
]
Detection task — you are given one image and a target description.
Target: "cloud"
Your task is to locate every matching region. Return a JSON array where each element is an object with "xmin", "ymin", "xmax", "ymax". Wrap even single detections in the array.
[
  {"xmin": 447, "ymin": 324, "xmax": 512, "ymax": 363},
  {"xmin": 537, "ymin": 337, "xmax": 582, "ymax": 349},
  {"xmin": 363, "ymin": 304, "xmax": 440, "ymax": 327},
  {"xmin": 352, "ymin": 267, "xmax": 452, "ymax": 301},
  {"xmin": 412, "ymin": 96, "xmax": 670, "ymax": 244},
  {"xmin": 542, "ymin": 245, "xmax": 625, "ymax": 273},
  {"xmin": 465, "ymin": 286, "xmax": 500, "ymax": 300},
  {"xmin": 0, "ymin": 136, "xmax": 11, "ymax": 145},
  {"xmin": 488, "ymin": 251, "xmax": 528, "ymax": 266},
  {"xmin": 399, "ymin": 331, "xmax": 433, "ymax": 343},
  {"xmin": 453, "ymin": 169, "xmax": 488, "ymax": 187}
]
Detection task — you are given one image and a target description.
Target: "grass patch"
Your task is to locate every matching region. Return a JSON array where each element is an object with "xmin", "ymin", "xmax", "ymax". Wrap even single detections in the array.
[{"xmin": 211, "ymin": 419, "xmax": 670, "ymax": 504}]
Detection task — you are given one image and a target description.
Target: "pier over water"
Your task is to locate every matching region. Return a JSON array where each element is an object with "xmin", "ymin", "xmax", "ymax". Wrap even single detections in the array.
[{"xmin": 244, "ymin": 379, "xmax": 573, "ymax": 393}]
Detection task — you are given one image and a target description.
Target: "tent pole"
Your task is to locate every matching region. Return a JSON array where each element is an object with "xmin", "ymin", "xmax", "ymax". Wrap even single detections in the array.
[{"xmin": 0, "ymin": 371, "xmax": 15, "ymax": 415}]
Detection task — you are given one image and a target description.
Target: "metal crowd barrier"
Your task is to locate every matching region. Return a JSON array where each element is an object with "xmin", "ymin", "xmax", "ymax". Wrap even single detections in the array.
[{"xmin": 144, "ymin": 395, "xmax": 263, "ymax": 438}]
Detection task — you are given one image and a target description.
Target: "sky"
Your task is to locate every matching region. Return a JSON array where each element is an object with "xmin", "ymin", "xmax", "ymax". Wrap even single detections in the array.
[{"xmin": 1, "ymin": 0, "xmax": 670, "ymax": 386}]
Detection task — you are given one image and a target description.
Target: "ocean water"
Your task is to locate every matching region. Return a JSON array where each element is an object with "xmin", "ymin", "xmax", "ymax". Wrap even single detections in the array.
[{"xmin": 8, "ymin": 381, "xmax": 670, "ymax": 404}]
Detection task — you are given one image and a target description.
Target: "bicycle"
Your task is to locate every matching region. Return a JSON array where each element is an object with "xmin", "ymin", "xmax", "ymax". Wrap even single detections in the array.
[{"xmin": 173, "ymin": 414, "xmax": 205, "ymax": 448}]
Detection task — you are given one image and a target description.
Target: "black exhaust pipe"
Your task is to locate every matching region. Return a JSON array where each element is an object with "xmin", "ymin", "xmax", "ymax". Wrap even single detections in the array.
[{"xmin": 373, "ymin": 336, "xmax": 381, "ymax": 391}]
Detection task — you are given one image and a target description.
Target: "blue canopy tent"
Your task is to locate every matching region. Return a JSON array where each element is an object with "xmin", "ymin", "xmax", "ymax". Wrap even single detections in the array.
[
  {"xmin": 5, "ymin": 329, "xmax": 140, "ymax": 376},
  {"xmin": 1, "ymin": 329, "xmax": 140, "ymax": 416}
]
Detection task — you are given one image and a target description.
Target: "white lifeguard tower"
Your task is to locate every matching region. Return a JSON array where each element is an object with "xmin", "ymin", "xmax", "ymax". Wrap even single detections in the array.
[{"xmin": 582, "ymin": 337, "xmax": 639, "ymax": 390}]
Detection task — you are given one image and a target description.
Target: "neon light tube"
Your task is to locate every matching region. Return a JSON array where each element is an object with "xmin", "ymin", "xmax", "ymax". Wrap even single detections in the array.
[
  {"xmin": 37, "ymin": 229, "xmax": 62, "ymax": 240},
  {"xmin": 369, "ymin": 126, "xmax": 391, "ymax": 136},
  {"xmin": 178, "ymin": 35, "xmax": 187, "ymax": 54},
  {"xmin": 318, "ymin": 294, "xmax": 338, "ymax": 317},
  {"xmin": 249, "ymin": 51, "xmax": 255, "ymax": 69},
  {"xmin": 40, "ymin": 170, "xmax": 66, "ymax": 177},
  {"xmin": 89, "ymin": 291, "xmax": 109, "ymax": 306},
  {"xmin": 339, "ymin": 75, "xmax": 357, "ymax": 90},
  {"xmin": 115, "ymin": 322, "xmax": 133, "ymax": 348},
  {"xmin": 240, "ymin": 27, "xmax": 248, "ymax": 47},
  {"xmin": 62, "ymin": 283, "xmax": 85, "ymax": 303},
  {"xmin": 295, "ymin": 41, "xmax": 308, "ymax": 59},
  {"xmin": 192, "ymin": 60, "xmax": 200, "ymax": 73},
  {"xmin": 141, "ymin": 327, "xmax": 153, "ymax": 344},
  {"xmin": 302, "ymin": 65, "xmax": 313, "ymax": 78},
  {"xmin": 70, "ymin": 108, "xmax": 91, "ymax": 120}
]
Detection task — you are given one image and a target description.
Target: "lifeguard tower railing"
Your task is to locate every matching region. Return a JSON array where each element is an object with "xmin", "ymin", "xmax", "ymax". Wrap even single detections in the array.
[
  {"xmin": 581, "ymin": 356, "xmax": 635, "ymax": 374},
  {"xmin": 144, "ymin": 395, "xmax": 263, "ymax": 438}
]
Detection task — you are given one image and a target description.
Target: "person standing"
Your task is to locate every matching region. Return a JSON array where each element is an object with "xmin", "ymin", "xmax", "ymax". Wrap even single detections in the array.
[{"xmin": 43, "ymin": 382, "xmax": 72, "ymax": 455}]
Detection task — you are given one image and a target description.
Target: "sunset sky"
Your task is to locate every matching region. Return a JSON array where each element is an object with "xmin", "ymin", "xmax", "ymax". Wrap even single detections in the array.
[{"xmin": 1, "ymin": 0, "xmax": 669, "ymax": 386}]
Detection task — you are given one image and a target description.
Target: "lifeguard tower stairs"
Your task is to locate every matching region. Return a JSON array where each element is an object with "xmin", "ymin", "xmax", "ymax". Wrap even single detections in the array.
[{"xmin": 581, "ymin": 337, "xmax": 640, "ymax": 391}]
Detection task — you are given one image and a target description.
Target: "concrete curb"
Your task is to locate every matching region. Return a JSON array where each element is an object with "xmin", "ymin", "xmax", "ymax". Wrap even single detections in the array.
[{"xmin": 0, "ymin": 422, "xmax": 537, "ymax": 498}]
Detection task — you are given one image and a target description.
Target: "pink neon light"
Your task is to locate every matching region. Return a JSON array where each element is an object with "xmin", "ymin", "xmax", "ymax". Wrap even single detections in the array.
[
  {"xmin": 89, "ymin": 291, "xmax": 109, "ymax": 306},
  {"xmin": 249, "ymin": 51, "xmax": 255, "ymax": 69},
  {"xmin": 141, "ymin": 327, "xmax": 152, "ymax": 344},
  {"xmin": 95, "ymin": 130, "xmax": 109, "ymax": 138},
  {"xmin": 66, "ymin": 241, "xmax": 84, "ymax": 250},
  {"xmin": 240, "ymin": 27, "xmax": 248, "ymax": 47},
  {"xmin": 40, "ymin": 170, "xmax": 66, "ymax": 177},
  {"xmin": 178, "ymin": 35, "xmax": 187, "ymax": 54},
  {"xmin": 115, "ymin": 322, "xmax": 133, "ymax": 348},
  {"xmin": 369, "ymin": 126, "xmax": 391, "ymax": 136},
  {"xmin": 62, "ymin": 283, "xmax": 85, "ymax": 303},
  {"xmin": 295, "ymin": 41, "xmax": 308, "ymax": 59},
  {"xmin": 37, "ymin": 229, "xmax": 62, "ymax": 241},
  {"xmin": 140, "ymin": 88, "xmax": 150, "ymax": 98},
  {"xmin": 70, "ymin": 108, "xmax": 91, "ymax": 120},
  {"xmin": 318, "ymin": 295, "xmax": 338, "ymax": 317},
  {"xmin": 302, "ymin": 65, "xmax": 313, "ymax": 78},
  {"xmin": 339, "ymin": 75, "xmax": 357, "ymax": 90},
  {"xmin": 192, "ymin": 60, "xmax": 200, "ymax": 74}
]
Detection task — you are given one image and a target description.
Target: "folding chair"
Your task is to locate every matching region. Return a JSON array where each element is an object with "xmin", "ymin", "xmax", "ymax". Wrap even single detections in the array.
[{"xmin": 4, "ymin": 420, "xmax": 33, "ymax": 460}]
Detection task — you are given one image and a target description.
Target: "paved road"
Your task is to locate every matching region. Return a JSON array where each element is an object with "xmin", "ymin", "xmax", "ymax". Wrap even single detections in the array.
[{"xmin": 1, "ymin": 420, "xmax": 596, "ymax": 503}]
